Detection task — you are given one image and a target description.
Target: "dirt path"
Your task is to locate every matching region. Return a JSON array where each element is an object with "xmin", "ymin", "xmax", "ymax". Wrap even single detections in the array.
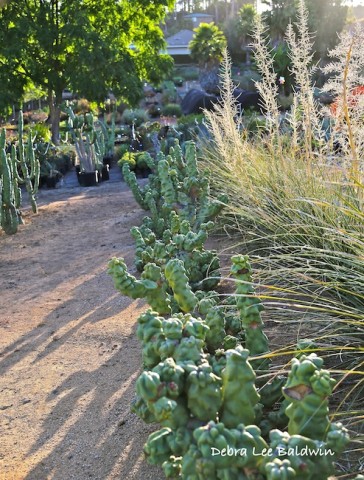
[{"xmin": 0, "ymin": 169, "xmax": 163, "ymax": 480}]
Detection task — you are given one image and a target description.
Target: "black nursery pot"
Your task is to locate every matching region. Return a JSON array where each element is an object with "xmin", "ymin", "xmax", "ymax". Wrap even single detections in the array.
[
  {"xmin": 77, "ymin": 170, "xmax": 99, "ymax": 187},
  {"xmin": 103, "ymin": 154, "xmax": 113, "ymax": 166},
  {"xmin": 39, "ymin": 175, "xmax": 47, "ymax": 188},
  {"xmin": 46, "ymin": 176, "xmax": 58, "ymax": 188},
  {"xmin": 101, "ymin": 165, "xmax": 110, "ymax": 181}
]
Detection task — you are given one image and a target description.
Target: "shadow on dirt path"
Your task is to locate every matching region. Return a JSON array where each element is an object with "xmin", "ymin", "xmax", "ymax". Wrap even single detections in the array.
[{"xmin": 0, "ymin": 169, "xmax": 162, "ymax": 479}]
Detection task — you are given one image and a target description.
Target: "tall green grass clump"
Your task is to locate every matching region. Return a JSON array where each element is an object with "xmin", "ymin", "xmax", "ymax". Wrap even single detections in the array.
[{"xmin": 203, "ymin": 0, "xmax": 363, "ymax": 473}]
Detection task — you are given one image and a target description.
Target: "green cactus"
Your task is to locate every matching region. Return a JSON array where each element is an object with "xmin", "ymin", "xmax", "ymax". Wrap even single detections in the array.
[
  {"xmin": 108, "ymin": 257, "xmax": 172, "ymax": 314},
  {"xmin": 122, "ymin": 162, "xmax": 150, "ymax": 209},
  {"xmin": 136, "ymin": 368, "xmax": 190, "ymax": 430},
  {"xmin": 15, "ymin": 112, "xmax": 40, "ymax": 214},
  {"xmin": 192, "ymin": 421, "xmax": 268, "ymax": 471},
  {"xmin": 144, "ymin": 428, "xmax": 173, "ymax": 465},
  {"xmin": 266, "ymin": 427, "xmax": 349, "ymax": 480},
  {"xmin": 231, "ymin": 255, "xmax": 269, "ymax": 369},
  {"xmin": 220, "ymin": 347, "xmax": 260, "ymax": 428},
  {"xmin": 66, "ymin": 106, "xmax": 102, "ymax": 173},
  {"xmin": 265, "ymin": 459, "xmax": 296, "ymax": 480},
  {"xmin": 153, "ymin": 357, "xmax": 186, "ymax": 396},
  {"xmin": 162, "ymin": 455, "xmax": 182, "ymax": 479},
  {"xmin": 0, "ymin": 130, "xmax": 20, "ymax": 234},
  {"xmin": 158, "ymin": 157, "xmax": 178, "ymax": 210},
  {"xmin": 196, "ymin": 193, "xmax": 228, "ymax": 228},
  {"xmin": 198, "ymin": 297, "xmax": 226, "ymax": 351},
  {"xmin": 167, "ymin": 427, "xmax": 193, "ymax": 456},
  {"xmin": 283, "ymin": 354, "xmax": 336, "ymax": 440},
  {"xmin": 131, "ymin": 396, "xmax": 157, "ymax": 423},
  {"xmin": 173, "ymin": 336, "xmax": 205, "ymax": 363},
  {"xmin": 165, "ymin": 259, "xmax": 198, "ymax": 313},
  {"xmin": 181, "ymin": 444, "xmax": 205, "ymax": 479},
  {"xmin": 186, "ymin": 363, "xmax": 223, "ymax": 421},
  {"xmin": 108, "ymin": 134, "xmax": 349, "ymax": 480},
  {"xmin": 99, "ymin": 108, "xmax": 116, "ymax": 157},
  {"xmin": 325, "ymin": 422, "xmax": 350, "ymax": 455},
  {"xmin": 259, "ymin": 376, "xmax": 286, "ymax": 408},
  {"xmin": 141, "ymin": 263, "xmax": 172, "ymax": 313},
  {"xmin": 10, "ymin": 145, "xmax": 22, "ymax": 211}
]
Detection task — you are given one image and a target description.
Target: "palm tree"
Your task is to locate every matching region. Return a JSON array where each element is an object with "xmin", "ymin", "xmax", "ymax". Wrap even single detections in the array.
[{"xmin": 189, "ymin": 22, "xmax": 227, "ymax": 92}]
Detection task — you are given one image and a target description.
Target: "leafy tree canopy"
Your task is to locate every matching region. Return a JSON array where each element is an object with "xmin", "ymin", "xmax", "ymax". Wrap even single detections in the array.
[
  {"xmin": 224, "ymin": 3, "xmax": 257, "ymax": 60},
  {"xmin": 261, "ymin": 0, "xmax": 348, "ymax": 57},
  {"xmin": 0, "ymin": 0, "xmax": 175, "ymax": 141}
]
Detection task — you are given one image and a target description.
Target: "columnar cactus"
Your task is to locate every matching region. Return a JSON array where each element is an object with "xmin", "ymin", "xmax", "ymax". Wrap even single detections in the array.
[
  {"xmin": 0, "ymin": 130, "xmax": 20, "ymax": 234},
  {"xmin": 265, "ymin": 426, "xmax": 349, "ymax": 480},
  {"xmin": 66, "ymin": 107, "xmax": 102, "ymax": 173},
  {"xmin": 0, "ymin": 113, "xmax": 41, "ymax": 234},
  {"xmin": 122, "ymin": 162, "xmax": 152, "ymax": 210},
  {"xmin": 186, "ymin": 363, "xmax": 222, "ymax": 421},
  {"xmin": 14, "ymin": 111, "xmax": 40, "ymax": 214}
]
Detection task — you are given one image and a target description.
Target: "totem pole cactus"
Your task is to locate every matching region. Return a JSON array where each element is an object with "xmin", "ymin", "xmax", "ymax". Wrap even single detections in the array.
[
  {"xmin": 164, "ymin": 259, "xmax": 198, "ymax": 313},
  {"xmin": 110, "ymin": 137, "xmax": 349, "ymax": 479},
  {"xmin": 231, "ymin": 254, "xmax": 270, "ymax": 370},
  {"xmin": 220, "ymin": 346, "xmax": 260, "ymax": 428},
  {"xmin": 283, "ymin": 353, "xmax": 336, "ymax": 440}
]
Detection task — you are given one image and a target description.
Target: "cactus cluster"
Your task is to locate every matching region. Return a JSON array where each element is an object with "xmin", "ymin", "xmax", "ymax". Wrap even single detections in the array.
[
  {"xmin": 109, "ymin": 140, "xmax": 349, "ymax": 479},
  {"xmin": 66, "ymin": 106, "xmax": 105, "ymax": 173},
  {"xmin": 0, "ymin": 111, "xmax": 40, "ymax": 235}
]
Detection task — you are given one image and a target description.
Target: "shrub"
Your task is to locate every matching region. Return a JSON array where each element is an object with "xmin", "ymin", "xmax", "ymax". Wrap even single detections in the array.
[
  {"xmin": 28, "ymin": 122, "xmax": 51, "ymax": 143},
  {"xmin": 117, "ymin": 151, "xmax": 150, "ymax": 171},
  {"xmin": 176, "ymin": 114, "xmax": 205, "ymax": 141},
  {"xmin": 114, "ymin": 143, "xmax": 130, "ymax": 160},
  {"xmin": 161, "ymin": 81, "xmax": 178, "ymax": 105},
  {"xmin": 121, "ymin": 108, "xmax": 148, "ymax": 127},
  {"xmin": 161, "ymin": 103, "xmax": 182, "ymax": 118},
  {"xmin": 178, "ymin": 66, "xmax": 199, "ymax": 81},
  {"xmin": 172, "ymin": 76, "xmax": 184, "ymax": 87},
  {"xmin": 72, "ymin": 98, "xmax": 95, "ymax": 114},
  {"xmin": 117, "ymin": 151, "xmax": 137, "ymax": 170}
]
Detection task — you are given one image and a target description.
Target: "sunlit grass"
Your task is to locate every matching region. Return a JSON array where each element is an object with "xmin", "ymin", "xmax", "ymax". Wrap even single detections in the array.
[{"xmin": 201, "ymin": 27, "xmax": 364, "ymax": 475}]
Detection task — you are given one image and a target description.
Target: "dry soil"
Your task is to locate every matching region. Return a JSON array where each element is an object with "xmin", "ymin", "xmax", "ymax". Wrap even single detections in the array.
[{"xmin": 0, "ymin": 168, "xmax": 164, "ymax": 480}]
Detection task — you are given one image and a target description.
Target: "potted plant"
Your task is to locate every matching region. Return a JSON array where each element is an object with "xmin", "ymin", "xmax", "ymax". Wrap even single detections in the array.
[
  {"xmin": 40, "ymin": 160, "xmax": 62, "ymax": 188},
  {"xmin": 66, "ymin": 107, "xmax": 102, "ymax": 187}
]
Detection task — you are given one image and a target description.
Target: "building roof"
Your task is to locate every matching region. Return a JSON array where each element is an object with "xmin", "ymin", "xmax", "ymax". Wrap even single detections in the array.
[
  {"xmin": 166, "ymin": 29, "xmax": 194, "ymax": 47},
  {"xmin": 184, "ymin": 13, "xmax": 213, "ymax": 18}
]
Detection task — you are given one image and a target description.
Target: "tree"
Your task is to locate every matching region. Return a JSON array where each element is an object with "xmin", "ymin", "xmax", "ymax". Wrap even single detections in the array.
[
  {"xmin": 262, "ymin": 0, "xmax": 298, "ymax": 42},
  {"xmin": 262, "ymin": 0, "xmax": 348, "ymax": 55},
  {"xmin": 0, "ymin": 0, "xmax": 175, "ymax": 143},
  {"xmin": 189, "ymin": 22, "xmax": 227, "ymax": 93},
  {"xmin": 305, "ymin": 0, "xmax": 348, "ymax": 58},
  {"xmin": 190, "ymin": 22, "xmax": 227, "ymax": 68},
  {"xmin": 224, "ymin": 3, "xmax": 257, "ymax": 60}
]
